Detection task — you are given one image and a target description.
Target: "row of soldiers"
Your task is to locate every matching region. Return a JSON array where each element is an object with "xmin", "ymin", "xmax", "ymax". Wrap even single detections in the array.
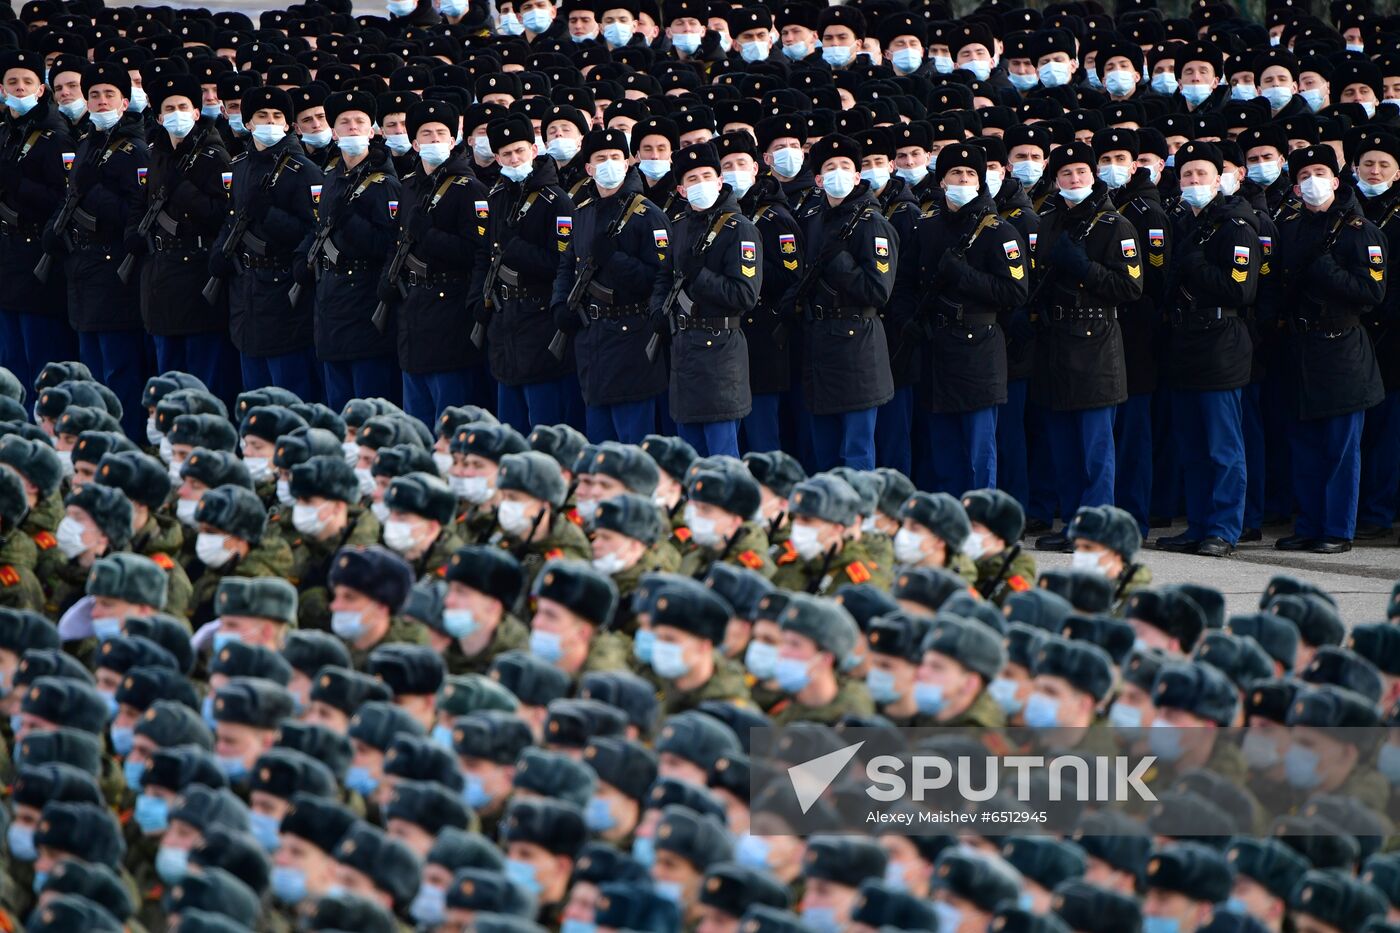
[
  {"xmin": 0, "ymin": 363, "xmax": 1398, "ymax": 933},
  {"xmin": 0, "ymin": 0, "xmax": 1398, "ymax": 558}
]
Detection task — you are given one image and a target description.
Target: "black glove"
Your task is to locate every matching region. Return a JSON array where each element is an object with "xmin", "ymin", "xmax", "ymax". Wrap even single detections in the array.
[
  {"xmin": 245, "ymin": 188, "xmax": 273, "ymax": 222},
  {"xmin": 650, "ymin": 308, "xmax": 671, "ymax": 336},
  {"xmin": 41, "ymin": 223, "xmax": 64, "ymax": 256},
  {"xmin": 123, "ymin": 230, "xmax": 148, "ymax": 257},
  {"xmin": 376, "ymin": 276, "xmax": 399, "ymax": 304},
  {"xmin": 553, "ymin": 302, "xmax": 580, "ymax": 333},
  {"xmin": 1050, "ymin": 235, "xmax": 1090, "ymax": 279},
  {"xmin": 406, "ymin": 210, "xmax": 432, "ymax": 242},
  {"xmin": 935, "ymin": 250, "xmax": 967, "ymax": 288}
]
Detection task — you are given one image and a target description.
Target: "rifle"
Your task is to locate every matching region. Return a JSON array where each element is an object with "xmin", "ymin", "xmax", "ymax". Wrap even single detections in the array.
[
  {"xmin": 647, "ymin": 275, "xmax": 688, "ymax": 362},
  {"xmin": 890, "ymin": 207, "xmax": 997, "ymax": 370},
  {"xmin": 1025, "ymin": 206, "xmax": 1112, "ymax": 311},
  {"xmin": 556, "ymin": 193, "xmax": 643, "ymax": 358},
  {"xmin": 790, "ymin": 205, "xmax": 870, "ymax": 306},
  {"xmin": 202, "ymin": 152, "xmax": 293, "ymax": 305},
  {"xmin": 118, "ymin": 125, "xmax": 209, "ymax": 284},
  {"xmin": 34, "ymin": 172, "xmax": 84, "ymax": 283}
]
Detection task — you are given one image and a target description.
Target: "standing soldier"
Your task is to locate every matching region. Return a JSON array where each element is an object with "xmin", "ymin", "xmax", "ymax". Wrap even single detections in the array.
[
  {"xmin": 790, "ymin": 133, "xmax": 898, "ymax": 471},
  {"xmin": 44, "ymin": 62, "xmax": 149, "ymax": 440},
  {"xmin": 551, "ymin": 128, "xmax": 668, "ymax": 444},
  {"xmin": 715, "ymin": 130, "xmax": 801, "ymax": 455},
  {"xmin": 1029, "ymin": 142, "xmax": 1143, "ymax": 551},
  {"xmin": 210, "ymin": 86, "xmax": 322, "ymax": 401},
  {"xmin": 381, "ymin": 99, "xmax": 492, "ymax": 426},
  {"xmin": 1154, "ymin": 142, "xmax": 1258, "ymax": 558},
  {"xmin": 543, "ymin": 104, "xmax": 591, "ymax": 196},
  {"xmin": 1267, "ymin": 145, "xmax": 1386, "ymax": 553},
  {"xmin": 132, "ymin": 75, "xmax": 235, "ymax": 406},
  {"xmin": 633, "ymin": 116, "xmax": 685, "ymax": 221},
  {"xmin": 649, "ymin": 141, "xmax": 759, "ymax": 458},
  {"xmin": 309, "ymin": 90, "xmax": 401, "ymax": 411},
  {"xmin": 484, "ymin": 113, "xmax": 576, "ymax": 433},
  {"xmin": 0, "ymin": 50, "xmax": 77, "ymax": 393},
  {"xmin": 377, "ymin": 91, "xmax": 418, "ymax": 181},
  {"xmin": 1095, "ymin": 127, "xmax": 1171, "ymax": 541},
  {"xmin": 894, "ymin": 142, "xmax": 1028, "ymax": 495}
]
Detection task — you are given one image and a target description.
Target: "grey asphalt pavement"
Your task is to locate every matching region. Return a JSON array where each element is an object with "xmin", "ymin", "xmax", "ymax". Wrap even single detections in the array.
[{"xmin": 1035, "ymin": 521, "xmax": 1400, "ymax": 624}]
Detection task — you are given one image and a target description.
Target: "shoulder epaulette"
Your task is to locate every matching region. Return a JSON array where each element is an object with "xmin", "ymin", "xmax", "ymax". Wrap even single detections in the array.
[
  {"xmin": 231, "ymin": 152, "xmax": 248, "ymax": 163},
  {"xmin": 151, "ymin": 552, "xmax": 174, "ymax": 570},
  {"xmin": 538, "ymin": 187, "xmax": 557, "ymax": 202},
  {"xmin": 0, "ymin": 566, "xmax": 19, "ymax": 587},
  {"xmin": 1348, "ymin": 215, "xmax": 1366, "ymax": 228},
  {"xmin": 452, "ymin": 175, "xmax": 472, "ymax": 186},
  {"xmin": 33, "ymin": 531, "xmax": 55, "ymax": 550},
  {"xmin": 366, "ymin": 172, "xmax": 387, "ymax": 184},
  {"xmin": 285, "ymin": 159, "xmax": 302, "ymax": 172}
]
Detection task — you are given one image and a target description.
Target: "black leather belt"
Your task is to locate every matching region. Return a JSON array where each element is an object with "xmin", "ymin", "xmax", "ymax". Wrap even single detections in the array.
[
  {"xmin": 70, "ymin": 232, "xmax": 119, "ymax": 251},
  {"xmin": 586, "ymin": 303, "xmax": 647, "ymax": 320},
  {"xmin": 810, "ymin": 306, "xmax": 877, "ymax": 321},
  {"xmin": 1049, "ymin": 306, "xmax": 1116, "ymax": 321},
  {"xmin": 934, "ymin": 312, "xmax": 997, "ymax": 328},
  {"xmin": 241, "ymin": 253, "xmax": 292, "ymax": 269},
  {"xmin": 321, "ymin": 256, "xmax": 376, "ymax": 274},
  {"xmin": 676, "ymin": 314, "xmax": 740, "ymax": 331},
  {"xmin": 1171, "ymin": 307, "xmax": 1239, "ymax": 330},
  {"xmin": 497, "ymin": 284, "xmax": 550, "ymax": 301},
  {"xmin": 406, "ymin": 269, "xmax": 466, "ymax": 287},
  {"xmin": 1292, "ymin": 314, "xmax": 1359, "ymax": 337},
  {"xmin": 153, "ymin": 233, "xmax": 207, "ymax": 252}
]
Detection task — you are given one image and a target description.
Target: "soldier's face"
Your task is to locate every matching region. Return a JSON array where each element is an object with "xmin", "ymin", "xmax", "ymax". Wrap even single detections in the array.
[
  {"xmin": 2, "ymin": 68, "xmax": 41, "ymax": 98},
  {"xmin": 87, "ymin": 84, "xmax": 127, "ymax": 114},
  {"xmin": 51, "ymin": 71, "xmax": 82, "ymax": 104},
  {"xmin": 1357, "ymin": 149, "xmax": 1399, "ymax": 186}
]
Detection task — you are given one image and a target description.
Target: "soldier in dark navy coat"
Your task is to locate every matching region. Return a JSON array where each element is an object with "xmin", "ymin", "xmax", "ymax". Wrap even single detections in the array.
[
  {"xmin": 551, "ymin": 128, "xmax": 669, "ymax": 444},
  {"xmin": 309, "ymin": 91, "xmax": 402, "ymax": 411}
]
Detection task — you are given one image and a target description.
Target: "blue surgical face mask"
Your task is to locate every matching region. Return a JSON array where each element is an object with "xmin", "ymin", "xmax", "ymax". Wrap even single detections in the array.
[
  {"xmin": 959, "ymin": 59, "xmax": 991, "ymax": 82},
  {"xmin": 1379, "ymin": 742, "xmax": 1400, "ymax": 785},
  {"xmin": 431, "ymin": 724, "xmax": 454, "ymax": 750},
  {"xmin": 602, "ymin": 22, "xmax": 633, "ymax": 46},
  {"xmin": 1148, "ymin": 720, "xmax": 1184, "ymax": 762},
  {"xmin": 227, "ymin": 113, "xmax": 246, "ymax": 135},
  {"xmin": 1038, "ymin": 60, "xmax": 1071, "ymax": 88},
  {"xmin": 546, "ymin": 137, "xmax": 580, "ymax": 163},
  {"xmin": 410, "ymin": 882, "xmax": 448, "ymax": 926},
  {"xmin": 58, "ymin": 99, "xmax": 85, "ymax": 120},
  {"xmin": 1143, "ymin": 916, "xmax": 1181, "ymax": 933},
  {"xmin": 771, "ymin": 147, "xmax": 803, "ymax": 178},
  {"xmin": 774, "ymin": 656, "xmax": 812, "ymax": 693},
  {"xmin": 741, "ymin": 40, "xmax": 769, "ymax": 63},
  {"xmin": 472, "ymin": 135, "xmax": 494, "ymax": 161},
  {"xmin": 201, "ymin": 103, "xmax": 223, "ymax": 119},
  {"xmin": 1181, "ymin": 83, "xmax": 1213, "ymax": 106},
  {"xmin": 301, "ymin": 128, "xmax": 332, "ymax": 150},
  {"xmin": 530, "ymin": 629, "xmax": 563, "ymax": 663},
  {"xmin": 1105, "ymin": 70, "xmax": 1136, "ymax": 96},
  {"xmin": 250, "ymin": 811, "xmax": 281, "ymax": 852},
  {"xmin": 861, "ymin": 166, "xmax": 891, "ymax": 192},
  {"xmin": 219, "ymin": 754, "xmax": 249, "ymax": 781},
  {"xmin": 271, "ymin": 865, "xmax": 308, "ymax": 904},
  {"xmin": 562, "ymin": 921, "xmax": 598, "ymax": 933},
  {"xmin": 1283, "ymin": 743, "xmax": 1323, "ymax": 789},
  {"xmin": 914, "ymin": 681, "xmax": 945, "ymax": 715},
  {"xmin": 1246, "ymin": 159, "xmax": 1281, "ymax": 185},
  {"xmin": 156, "ymin": 845, "xmax": 190, "ymax": 884},
  {"xmin": 497, "ymin": 11, "xmax": 522, "ymax": 32},
  {"xmin": 632, "ymin": 627, "xmax": 656, "ymax": 664},
  {"xmin": 31, "ymin": 871, "xmax": 47, "ymax": 895},
  {"xmin": 822, "ymin": 45, "xmax": 853, "ymax": 67},
  {"xmin": 385, "ymin": 132, "xmax": 412, "ymax": 155},
  {"xmin": 90, "ymin": 109, "xmax": 122, "ymax": 131},
  {"xmin": 1023, "ymin": 691, "xmax": 1061, "ymax": 728},
  {"xmin": 896, "ymin": 164, "xmax": 928, "ymax": 185},
  {"xmin": 1098, "ymin": 163, "xmax": 1131, "ymax": 189},
  {"xmin": 1230, "ymin": 83, "xmax": 1257, "ymax": 102},
  {"xmin": 802, "ymin": 907, "xmax": 840, "ymax": 933},
  {"xmin": 1109, "ymin": 701, "xmax": 1143, "ymax": 730},
  {"xmin": 822, "ymin": 168, "xmax": 856, "ymax": 199},
  {"xmin": 201, "ymin": 694, "xmax": 218, "ymax": 731},
  {"xmin": 891, "ymin": 48, "xmax": 923, "ymax": 74},
  {"xmin": 1260, "ymin": 86, "xmax": 1293, "ymax": 111},
  {"xmin": 501, "ymin": 160, "xmax": 534, "ymax": 183},
  {"xmin": 570, "ymin": 29, "xmax": 598, "ymax": 43},
  {"xmin": 135, "ymin": 793, "xmax": 170, "ymax": 834},
  {"xmin": 780, "ymin": 40, "xmax": 808, "ymax": 61},
  {"xmin": 735, "ymin": 833, "xmax": 770, "ymax": 869},
  {"xmin": 865, "ymin": 668, "xmax": 902, "ymax": 704},
  {"xmin": 252, "ymin": 124, "xmax": 287, "ymax": 147},
  {"xmin": 338, "ymin": 135, "xmax": 369, "ymax": 158},
  {"xmin": 745, "ymin": 641, "xmax": 778, "ymax": 680},
  {"xmin": 1011, "ymin": 160, "xmax": 1044, "ymax": 186},
  {"xmin": 506, "ymin": 857, "xmax": 543, "ymax": 896},
  {"xmin": 163, "ymin": 111, "xmax": 196, "ymax": 137},
  {"xmin": 1301, "ymin": 88, "xmax": 1325, "ymax": 112},
  {"xmin": 944, "ymin": 184, "xmax": 979, "ymax": 207},
  {"xmin": 7, "ymin": 824, "xmax": 35, "ymax": 862},
  {"xmin": 331, "ymin": 610, "xmax": 366, "ymax": 642},
  {"xmin": 673, "ymin": 31, "xmax": 702, "ymax": 54},
  {"xmin": 345, "ymin": 765, "xmax": 380, "ymax": 796},
  {"xmin": 585, "ymin": 795, "xmax": 616, "ymax": 832},
  {"xmin": 686, "ymin": 179, "xmax": 721, "ymax": 210},
  {"xmin": 1151, "ymin": 72, "xmax": 1178, "ymax": 95},
  {"xmin": 639, "ymin": 159, "xmax": 671, "ymax": 180},
  {"xmin": 212, "ymin": 630, "xmax": 242, "ymax": 654},
  {"xmin": 523, "ymin": 8, "xmax": 553, "ymax": 32},
  {"xmin": 419, "ymin": 142, "xmax": 452, "ymax": 167},
  {"xmin": 122, "ymin": 757, "xmax": 147, "ymax": 793},
  {"xmin": 1180, "ymin": 184, "xmax": 1216, "ymax": 209},
  {"xmin": 592, "ymin": 157, "xmax": 627, "ymax": 189},
  {"xmin": 4, "ymin": 93, "xmax": 37, "ymax": 115},
  {"xmin": 128, "ymin": 87, "xmax": 148, "ymax": 112},
  {"xmin": 1009, "ymin": 71, "xmax": 1039, "ymax": 92},
  {"xmin": 723, "ymin": 169, "xmax": 754, "ymax": 197},
  {"xmin": 1358, "ymin": 179, "xmax": 1393, "ymax": 198},
  {"xmin": 387, "ymin": 0, "xmax": 416, "ymax": 14},
  {"xmin": 443, "ymin": 608, "xmax": 477, "ymax": 639},
  {"xmin": 464, "ymin": 773, "xmax": 493, "ymax": 809},
  {"xmin": 1060, "ymin": 185, "xmax": 1093, "ymax": 204},
  {"xmin": 933, "ymin": 901, "xmax": 964, "ymax": 933},
  {"xmin": 651, "ymin": 640, "xmax": 690, "ymax": 679},
  {"xmin": 988, "ymin": 677, "xmax": 1022, "ymax": 715},
  {"xmin": 631, "ymin": 835, "xmax": 656, "ymax": 867},
  {"xmin": 933, "ymin": 54, "xmax": 954, "ymax": 74}
]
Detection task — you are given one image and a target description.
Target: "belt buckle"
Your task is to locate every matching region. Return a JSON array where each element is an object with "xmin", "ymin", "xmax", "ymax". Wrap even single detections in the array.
[
  {"xmin": 587, "ymin": 304, "xmax": 601, "ymax": 320},
  {"xmin": 1051, "ymin": 307, "xmax": 1066, "ymax": 322}
]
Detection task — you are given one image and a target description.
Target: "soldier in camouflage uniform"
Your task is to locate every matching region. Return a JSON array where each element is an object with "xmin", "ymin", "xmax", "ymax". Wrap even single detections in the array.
[
  {"xmin": 910, "ymin": 614, "xmax": 1006, "ymax": 728},
  {"xmin": 435, "ymin": 545, "xmax": 528, "ymax": 676},
  {"xmin": 380, "ymin": 472, "xmax": 463, "ymax": 580},
  {"xmin": 648, "ymin": 575, "xmax": 752, "ymax": 716},
  {"xmin": 743, "ymin": 450, "xmax": 806, "ymax": 561},
  {"xmin": 590, "ymin": 495, "xmax": 676, "ymax": 615},
  {"xmin": 268, "ymin": 788, "xmax": 363, "ymax": 924},
  {"xmin": 266, "ymin": 428, "xmax": 348, "ymax": 542},
  {"xmin": 285, "ymin": 454, "xmax": 381, "ymax": 632},
  {"xmin": 676, "ymin": 461, "xmax": 776, "ymax": 580},
  {"xmin": 771, "ymin": 475, "xmax": 883, "ymax": 596},
  {"xmin": 326, "ymin": 545, "xmax": 428, "ymax": 671},
  {"xmin": 961, "ymin": 488, "xmax": 1037, "ymax": 606},
  {"xmin": 492, "ymin": 451, "xmax": 591, "ymax": 589},
  {"xmin": 186, "ymin": 485, "xmax": 293, "ymax": 627},
  {"xmin": 1066, "ymin": 505, "xmax": 1153, "ymax": 615},
  {"xmin": 639, "ymin": 434, "xmax": 699, "ymax": 562},
  {"xmin": 42, "ymin": 483, "xmax": 135, "ymax": 620},
  {"xmin": 862, "ymin": 611, "xmax": 929, "ymax": 726},
  {"xmin": 0, "ymin": 438, "xmax": 66, "ymax": 551},
  {"xmin": 768, "ymin": 593, "xmax": 874, "ymax": 726},
  {"xmin": 1024, "ymin": 634, "xmax": 1120, "ymax": 760},
  {"xmin": 0, "ymin": 468, "xmax": 43, "ymax": 611},
  {"xmin": 892, "ymin": 490, "xmax": 978, "ymax": 585},
  {"xmin": 238, "ymin": 405, "xmax": 308, "ymax": 511},
  {"xmin": 95, "ymin": 450, "xmax": 192, "ymax": 618},
  {"xmin": 447, "ymin": 422, "xmax": 530, "ymax": 545},
  {"xmin": 526, "ymin": 558, "xmax": 629, "ymax": 682}
]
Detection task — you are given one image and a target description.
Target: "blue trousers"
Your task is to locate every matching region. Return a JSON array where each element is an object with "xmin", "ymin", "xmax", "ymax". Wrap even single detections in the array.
[
  {"xmin": 1046, "ymin": 406, "xmax": 1116, "ymax": 515},
  {"xmin": 810, "ymin": 407, "xmax": 878, "ymax": 471},
  {"xmin": 1241, "ymin": 382, "xmax": 1267, "ymax": 531},
  {"xmin": 1025, "ymin": 400, "xmax": 1058, "ymax": 524},
  {"xmin": 875, "ymin": 386, "xmax": 914, "ymax": 476},
  {"xmin": 152, "ymin": 333, "xmax": 239, "ymax": 409},
  {"xmin": 78, "ymin": 330, "xmax": 148, "ymax": 440},
  {"xmin": 677, "ymin": 419, "xmax": 740, "ymax": 458},
  {"xmin": 787, "ymin": 385, "xmax": 818, "ymax": 475},
  {"xmin": 1359, "ymin": 389, "xmax": 1400, "ymax": 528},
  {"xmin": 1113, "ymin": 394, "xmax": 1153, "ymax": 538},
  {"xmin": 241, "ymin": 349, "xmax": 321, "ymax": 403},
  {"xmin": 1289, "ymin": 411, "xmax": 1364, "ymax": 540},
  {"xmin": 560, "ymin": 373, "xmax": 586, "ymax": 433},
  {"xmin": 1150, "ymin": 389, "xmax": 1183, "ymax": 520},
  {"xmin": 1262, "ymin": 370, "xmax": 1294, "ymax": 519},
  {"xmin": 497, "ymin": 377, "xmax": 571, "ymax": 437},
  {"xmin": 742, "ymin": 392, "xmax": 782, "ymax": 454},
  {"xmin": 322, "ymin": 358, "xmax": 400, "ymax": 413},
  {"xmin": 0, "ymin": 310, "xmax": 76, "ymax": 398},
  {"xmin": 1172, "ymin": 388, "xmax": 1246, "ymax": 543},
  {"xmin": 585, "ymin": 397, "xmax": 658, "ymax": 444},
  {"xmin": 923, "ymin": 408, "xmax": 997, "ymax": 495},
  {"xmin": 997, "ymin": 379, "xmax": 1029, "ymax": 509},
  {"xmin": 403, "ymin": 368, "xmax": 486, "ymax": 428}
]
